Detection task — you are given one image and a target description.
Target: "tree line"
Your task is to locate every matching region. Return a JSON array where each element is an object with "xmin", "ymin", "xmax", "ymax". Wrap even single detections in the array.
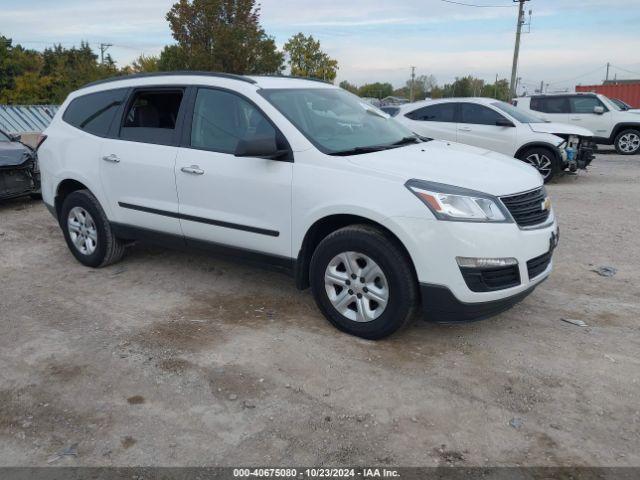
[
  {"xmin": 1, "ymin": 0, "xmax": 510, "ymax": 105},
  {"xmin": 340, "ymin": 75, "xmax": 511, "ymax": 102}
]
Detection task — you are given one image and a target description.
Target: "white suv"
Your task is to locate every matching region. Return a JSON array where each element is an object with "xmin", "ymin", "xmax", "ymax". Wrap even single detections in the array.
[
  {"xmin": 515, "ymin": 93, "xmax": 640, "ymax": 155},
  {"xmin": 39, "ymin": 73, "xmax": 559, "ymax": 339},
  {"xmin": 393, "ymin": 97, "xmax": 595, "ymax": 182}
]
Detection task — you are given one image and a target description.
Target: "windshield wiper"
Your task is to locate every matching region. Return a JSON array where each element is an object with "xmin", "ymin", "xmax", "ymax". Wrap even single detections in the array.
[
  {"xmin": 329, "ymin": 145, "xmax": 392, "ymax": 156},
  {"xmin": 391, "ymin": 136, "xmax": 421, "ymax": 146}
]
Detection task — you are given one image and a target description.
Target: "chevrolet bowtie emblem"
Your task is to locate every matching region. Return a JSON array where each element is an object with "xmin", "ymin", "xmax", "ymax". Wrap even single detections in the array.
[{"xmin": 542, "ymin": 197, "xmax": 552, "ymax": 211}]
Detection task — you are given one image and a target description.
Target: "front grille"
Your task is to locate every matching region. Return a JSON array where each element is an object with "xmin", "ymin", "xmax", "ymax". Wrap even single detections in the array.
[
  {"xmin": 460, "ymin": 265, "xmax": 521, "ymax": 292},
  {"xmin": 527, "ymin": 251, "xmax": 552, "ymax": 279},
  {"xmin": 500, "ymin": 187, "xmax": 550, "ymax": 228}
]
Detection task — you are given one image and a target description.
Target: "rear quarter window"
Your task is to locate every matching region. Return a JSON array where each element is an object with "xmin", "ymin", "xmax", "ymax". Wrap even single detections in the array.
[{"xmin": 62, "ymin": 88, "xmax": 128, "ymax": 137}]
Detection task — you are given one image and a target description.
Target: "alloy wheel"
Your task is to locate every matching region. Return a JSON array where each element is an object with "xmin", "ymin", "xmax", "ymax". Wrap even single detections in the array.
[
  {"xmin": 524, "ymin": 153, "xmax": 553, "ymax": 180},
  {"xmin": 67, "ymin": 207, "xmax": 98, "ymax": 255},
  {"xmin": 324, "ymin": 251, "xmax": 389, "ymax": 323},
  {"xmin": 618, "ymin": 133, "xmax": 640, "ymax": 153}
]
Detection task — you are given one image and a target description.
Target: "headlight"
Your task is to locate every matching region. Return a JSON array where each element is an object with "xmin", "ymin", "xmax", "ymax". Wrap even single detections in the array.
[{"xmin": 405, "ymin": 180, "xmax": 511, "ymax": 223}]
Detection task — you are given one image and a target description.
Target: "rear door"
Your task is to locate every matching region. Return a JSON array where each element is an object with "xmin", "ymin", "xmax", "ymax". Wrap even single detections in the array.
[
  {"xmin": 174, "ymin": 87, "xmax": 293, "ymax": 258},
  {"xmin": 568, "ymin": 95, "xmax": 612, "ymax": 138},
  {"xmin": 456, "ymin": 103, "xmax": 517, "ymax": 155},
  {"xmin": 99, "ymin": 87, "xmax": 186, "ymax": 236},
  {"xmin": 402, "ymin": 103, "xmax": 458, "ymax": 142}
]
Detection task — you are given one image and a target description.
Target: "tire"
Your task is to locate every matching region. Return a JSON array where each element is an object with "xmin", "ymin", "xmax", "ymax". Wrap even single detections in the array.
[
  {"xmin": 60, "ymin": 190, "xmax": 125, "ymax": 268},
  {"xmin": 614, "ymin": 129, "xmax": 640, "ymax": 155},
  {"xmin": 517, "ymin": 147, "xmax": 560, "ymax": 183},
  {"xmin": 309, "ymin": 224, "xmax": 418, "ymax": 340}
]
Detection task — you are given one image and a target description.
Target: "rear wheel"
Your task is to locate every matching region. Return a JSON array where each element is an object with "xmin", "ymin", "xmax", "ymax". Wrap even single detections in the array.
[
  {"xmin": 614, "ymin": 129, "xmax": 640, "ymax": 155},
  {"xmin": 517, "ymin": 147, "xmax": 559, "ymax": 183},
  {"xmin": 310, "ymin": 225, "xmax": 417, "ymax": 340},
  {"xmin": 60, "ymin": 190, "xmax": 125, "ymax": 268}
]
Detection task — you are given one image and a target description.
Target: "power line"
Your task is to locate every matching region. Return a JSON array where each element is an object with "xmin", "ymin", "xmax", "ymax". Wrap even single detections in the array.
[
  {"xmin": 439, "ymin": 0, "xmax": 516, "ymax": 7},
  {"xmin": 610, "ymin": 64, "xmax": 640, "ymax": 77},
  {"xmin": 546, "ymin": 65, "xmax": 607, "ymax": 85}
]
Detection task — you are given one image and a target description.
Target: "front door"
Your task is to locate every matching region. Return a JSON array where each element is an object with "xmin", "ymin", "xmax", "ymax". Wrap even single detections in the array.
[
  {"xmin": 456, "ymin": 103, "xmax": 517, "ymax": 156},
  {"xmin": 568, "ymin": 96, "xmax": 612, "ymax": 139},
  {"xmin": 175, "ymin": 87, "xmax": 293, "ymax": 258},
  {"xmin": 404, "ymin": 102, "xmax": 458, "ymax": 142}
]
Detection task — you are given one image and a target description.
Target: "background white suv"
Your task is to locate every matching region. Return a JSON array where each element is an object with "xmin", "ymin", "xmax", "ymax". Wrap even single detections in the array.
[
  {"xmin": 514, "ymin": 92, "xmax": 640, "ymax": 155},
  {"xmin": 393, "ymin": 98, "xmax": 595, "ymax": 182},
  {"xmin": 39, "ymin": 73, "xmax": 558, "ymax": 339}
]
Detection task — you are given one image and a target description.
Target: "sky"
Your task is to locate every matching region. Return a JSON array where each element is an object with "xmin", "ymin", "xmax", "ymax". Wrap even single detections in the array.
[{"xmin": 2, "ymin": 0, "xmax": 640, "ymax": 93}]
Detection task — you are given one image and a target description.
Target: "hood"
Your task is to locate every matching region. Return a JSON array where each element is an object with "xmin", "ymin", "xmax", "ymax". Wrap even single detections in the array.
[
  {"xmin": 528, "ymin": 122, "xmax": 594, "ymax": 137},
  {"xmin": 347, "ymin": 140, "xmax": 542, "ymax": 197},
  {"xmin": 0, "ymin": 141, "xmax": 33, "ymax": 168}
]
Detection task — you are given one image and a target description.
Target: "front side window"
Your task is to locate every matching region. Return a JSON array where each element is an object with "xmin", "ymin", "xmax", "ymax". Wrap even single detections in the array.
[
  {"xmin": 460, "ymin": 103, "xmax": 505, "ymax": 126},
  {"xmin": 120, "ymin": 89, "xmax": 184, "ymax": 145},
  {"xmin": 62, "ymin": 88, "xmax": 128, "ymax": 137},
  {"xmin": 190, "ymin": 88, "xmax": 277, "ymax": 153},
  {"xmin": 260, "ymin": 88, "xmax": 416, "ymax": 155},
  {"xmin": 570, "ymin": 96, "xmax": 606, "ymax": 114},
  {"xmin": 408, "ymin": 103, "xmax": 456, "ymax": 122}
]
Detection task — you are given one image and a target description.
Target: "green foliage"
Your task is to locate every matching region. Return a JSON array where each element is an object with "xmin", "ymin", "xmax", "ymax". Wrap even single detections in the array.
[
  {"xmin": 434, "ymin": 75, "xmax": 509, "ymax": 100},
  {"xmin": 1, "ymin": 37, "xmax": 117, "ymax": 104},
  {"xmin": 339, "ymin": 80, "xmax": 359, "ymax": 94},
  {"xmin": 283, "ymin": 33, "xmax": 338, "ymax": 82},
  {"xmin": 357, "ymin": 82, "xmax": 393, "ymax": 99},
  {"xmin": 165, "ymin": 0, "xmax": 284, "ymax": 74}
]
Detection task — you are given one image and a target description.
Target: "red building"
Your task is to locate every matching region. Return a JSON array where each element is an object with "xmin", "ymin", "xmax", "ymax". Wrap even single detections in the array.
[{"xmin": 576, "ymin": 80, "xmax": 640, "ymax": 108}]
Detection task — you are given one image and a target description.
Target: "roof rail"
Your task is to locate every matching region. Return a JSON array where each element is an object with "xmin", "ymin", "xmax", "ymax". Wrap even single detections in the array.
[
  {"xmin": 251, "ymin": 74, "xmax": 334, "ymax": 85},
  {"xmin": 82, "ymin": 71, "xmax": 257, "ymax": 89}
]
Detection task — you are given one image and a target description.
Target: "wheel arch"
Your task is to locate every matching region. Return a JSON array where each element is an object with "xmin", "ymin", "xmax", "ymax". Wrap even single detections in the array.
[
  {"xmin": 610, "ymin": 123, "xmax": 640, "ymax": 142},
  {"xmin": 514, "ymin": 141, "xmax": 561, "ymax": 161},
  {"xmin": 294, "ymin": 213, "xmax": 418, "ymax": 290},
  {"xmin": 54, "ymin": 178, "xmax": 92, "ymax": 221}
]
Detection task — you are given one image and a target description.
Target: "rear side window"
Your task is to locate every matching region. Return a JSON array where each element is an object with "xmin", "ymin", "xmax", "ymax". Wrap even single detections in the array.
[
  {"xmin": 62, "ymin": 89, "xmax": 128, "ymax": 137},
  {"xmin": 531, "ymin": 96, "xmax": 570, "ymax": 114},
  {"xmin": 460, "ymin": 103, "xmax": 504, "ymax": 125},
  {"xmin": 570, "ymin": 96, "xmax": 606, "ymax": 114},
  {"xmin": 407, "ymin": 103, "xmax": 456, "ymax": 122},
  {"xmin": 190, "ymin": 88, "xmax": 277, "ymax": 154},
  {"xmin": 120, "ymin": 89, "xmax": 184, "ymax": 145}
]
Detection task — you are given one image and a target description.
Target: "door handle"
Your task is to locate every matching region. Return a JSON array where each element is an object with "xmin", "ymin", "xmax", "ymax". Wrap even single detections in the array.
[
  {"xmin": 102, "ymin": 154, "xmax": 120, "ymax": 163},
  {"xmin": 570, "ymin": 117, "xmax": 581, "ymax": 121},
  {"xmin": 181, "ymin": 165, "xmax": 205, "ymax": 175},
  {"xmin": 458, "ymin": 127, "xmax": 472, "ymax": 132}
]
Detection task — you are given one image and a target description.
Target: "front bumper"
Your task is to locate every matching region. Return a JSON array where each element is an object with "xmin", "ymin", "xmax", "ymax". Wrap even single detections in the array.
[
  {"xmin": 420, "ymin": 281, "xmax": 543, "ymax": 323},
  {"xmin": 389, "ymin": 215, "xmax": 559, "ymax": 321}
]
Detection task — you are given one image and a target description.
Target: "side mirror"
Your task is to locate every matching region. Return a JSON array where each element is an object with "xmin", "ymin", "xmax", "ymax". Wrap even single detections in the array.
[
  {"xmin": 235, "ymin": 136, "xmax": 289, "ymax": 160},
  {"xmin": 594, "ymin": 106, "xmax": 605, "ymax": 115},
  {"xmin": 495, "ymin": 118, "xmax": 515, "ymax": 127},
  {"xmin": 9, "ymin": 133, "xmax": 21, "ymax": 142}
]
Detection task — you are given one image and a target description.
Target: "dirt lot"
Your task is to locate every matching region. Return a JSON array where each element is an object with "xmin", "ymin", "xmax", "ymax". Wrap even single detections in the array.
[{"xmin": 1, "ymin": 150, "xmax": 639, "ymax": 467}]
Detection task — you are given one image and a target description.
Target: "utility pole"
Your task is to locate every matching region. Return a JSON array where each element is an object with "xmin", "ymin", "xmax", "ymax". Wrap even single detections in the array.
[
  {"xmin": 509, "ymin": 0, "xmax": 530, "ymax": 98},
  {"xmin": 99, "ymin": 43, "xmax": 113, "ymax": 64},
  {"xmin": 539, "ymin": 80, "xmax": 544, "ymax": 94},
  {"xmin": 409, "ymin": 66, "xmax": 416, "ymax": 102},
  {"xmin": 495, "ymin": 74, "xmax": 499, "ymax": 99},
  {"xmin": 606, "ymin": 62, "xmax": 610, "ymax": 82}
]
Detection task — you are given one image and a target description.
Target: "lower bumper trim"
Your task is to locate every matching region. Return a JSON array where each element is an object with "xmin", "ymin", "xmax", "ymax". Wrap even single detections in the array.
[{"xmin": 420, "ymin": 282, "xmax": 542, "ymax": 324}]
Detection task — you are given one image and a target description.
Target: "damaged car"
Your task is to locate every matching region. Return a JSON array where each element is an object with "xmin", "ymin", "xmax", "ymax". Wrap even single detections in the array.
[
  {"xmin": 393, "ymin": 98, "xmax": 595, "ymax": 182},
  {"xmin": 0, "ymin": 129, "xmax": 40, "ymax": 201}
]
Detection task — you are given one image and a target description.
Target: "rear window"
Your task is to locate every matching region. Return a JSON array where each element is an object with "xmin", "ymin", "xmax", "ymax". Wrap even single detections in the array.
[
  {"xmin": 530, "ymin": 96, "xmax": 570, "ymax": 114},
  {"xmin": 407, "ymin": 103, "xmax": 456, "ymax": 122},
  {"xmin": 120, "ymin": 89, "xmax": 184, "ymax": 145},
  {"xmin": 62, "ymin": 89, "xmax": 128, "ymax": 137}
]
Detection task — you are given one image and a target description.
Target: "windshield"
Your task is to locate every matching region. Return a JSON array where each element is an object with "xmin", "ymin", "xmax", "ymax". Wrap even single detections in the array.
[
  {"xmin": 492, "ymin": 101, "xmax": 545, "ymax": 123},
  {"xmin": 260, "ymin": 88, "xmax": 417, "ymax": 155},
  {"xmin": 607, "ymin": 97, "xmax": 630, "ymax": 111}
]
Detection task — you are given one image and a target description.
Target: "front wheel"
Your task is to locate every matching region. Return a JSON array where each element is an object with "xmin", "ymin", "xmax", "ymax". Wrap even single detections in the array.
[
  {"xmin": 310, "ymin": 225, "xmax": 418, "ymax": 340},
  {"xmin": 517, "ymin": 147, "xmax": 559, "ymax": 183},
  {"xmin": 614, "ymin": 129, "xmax": 640, "ymax": 155}
]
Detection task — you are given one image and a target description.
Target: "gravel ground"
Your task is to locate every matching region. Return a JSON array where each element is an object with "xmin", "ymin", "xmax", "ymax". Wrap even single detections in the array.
[{"xmin": 0, "ymin": 150, "xmax": 639, "ymax": 467}]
